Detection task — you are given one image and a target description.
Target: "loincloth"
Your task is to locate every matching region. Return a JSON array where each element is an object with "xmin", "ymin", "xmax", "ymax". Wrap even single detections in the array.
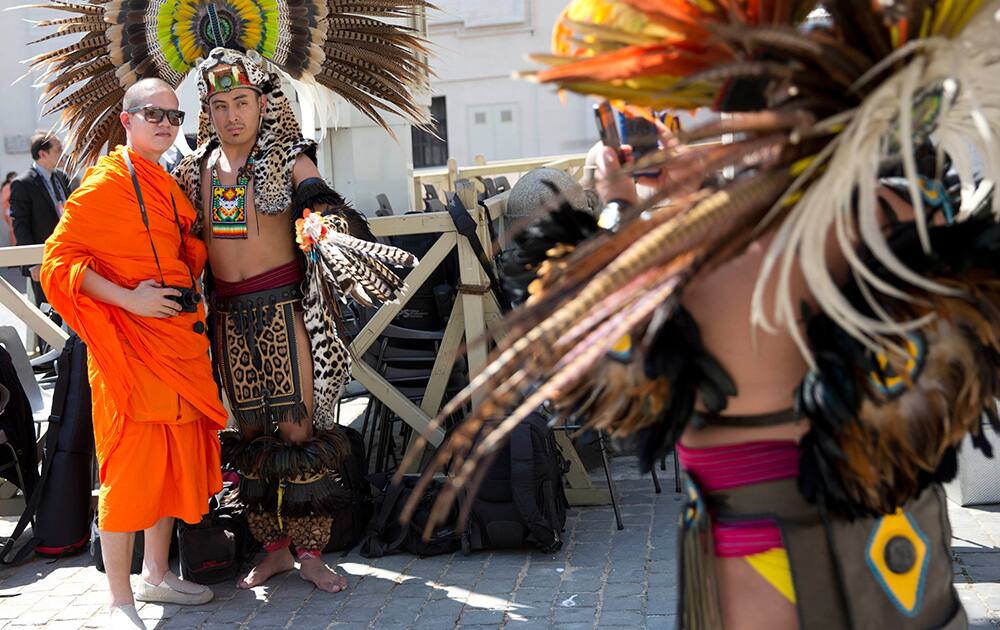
[
  {"xmin": 678, "ymin": 439, "xmax": 799, "ymax": 604},
  {"xmin": 212, "ymin": 261, "xmax": 308, "ymax": 431},
  {"xmin": 677, "ymin": 433, "xmax": 964, "ymax": 628}
]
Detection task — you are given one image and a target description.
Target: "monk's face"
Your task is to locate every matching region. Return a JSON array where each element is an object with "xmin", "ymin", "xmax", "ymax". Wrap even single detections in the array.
[
  {"xmin": 121, "ymin": 88, "xmax": 181, "ymax": 159},
  {"xmin": 207, "ymin": 88, "xmax": 264, "ymax": 148}
]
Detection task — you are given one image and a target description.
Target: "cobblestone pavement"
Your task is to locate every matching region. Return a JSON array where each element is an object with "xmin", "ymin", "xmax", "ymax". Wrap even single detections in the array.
[{"xmin": 0, "ymin": 457, "xmax": 996, "ymax": 629}]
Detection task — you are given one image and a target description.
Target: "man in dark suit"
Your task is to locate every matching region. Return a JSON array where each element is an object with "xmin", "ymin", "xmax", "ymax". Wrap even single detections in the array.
[{"xmin": 11, "ymin": 131, "xmax": 73, "ymax": 306}]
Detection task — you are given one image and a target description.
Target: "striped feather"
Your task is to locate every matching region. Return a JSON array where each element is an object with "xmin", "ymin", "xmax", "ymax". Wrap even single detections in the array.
[{"xmin": 325, "ymin": 231, "xmax": 418, "ymax": 267}]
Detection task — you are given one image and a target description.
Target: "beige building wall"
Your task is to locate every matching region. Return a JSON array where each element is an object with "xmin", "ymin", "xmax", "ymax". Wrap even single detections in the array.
[{"xmin": 427, "ymin": 0, "xmax": 595, "ymax": 165}]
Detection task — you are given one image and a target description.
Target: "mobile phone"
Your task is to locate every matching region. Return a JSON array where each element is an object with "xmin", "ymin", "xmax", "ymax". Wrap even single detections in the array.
[
  {"xmin": 593, "ymin": 101, "xmax": 625, "ymax": 164},
  {"xmin": 620, "ymin": 115, "xmax": 660, "ymax": 166}
]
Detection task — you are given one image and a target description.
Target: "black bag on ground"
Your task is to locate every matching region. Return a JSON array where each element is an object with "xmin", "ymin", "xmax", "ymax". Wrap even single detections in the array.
[
  {"xmin": 176, "ymin": 484, "xmax": 250, "ymax": 585},
  {"xmin": 324, "ymin": 426, "xmax": 373, "ymax": 553},
  {"xmin": 359, "ymin": 472, "xmax": 462, "ymax": 558},
  {"xmin": 1, "ymin": 335, "xmax": 94, "ymax": 564},
  {"xmin": 92, "ymin": 523, "xmax": 144, "ymax": 574},
  {"xmin": 0, "ymin": 347, "xmax": 39, "ymax": 498},
  {"xmin": 92, "ymin": 520, "xmax": 179, "ymax": 574},
  {"xmin": 463, "ymin": 411, "xmax": 569, "ymax": 554}
]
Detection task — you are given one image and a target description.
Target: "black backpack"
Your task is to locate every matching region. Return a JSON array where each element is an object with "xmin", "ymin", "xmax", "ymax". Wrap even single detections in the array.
[
  {"xmin": 2, "ymin": 335, "xmax": 94, "ymax": 564},
  {"xmin": 324, "ymin": 426, "xmax": 372, "ymax": 553},
  {"xmin": 463, "ymin": 412, "xmax": 569, "ymax": 554},
  {"xmin": 358, "ymin": 472, "xmax": 462, "ymax": 558},
  {"xmin": 0, "ymin": 347, "xmax": 39, "ymax": 499}
]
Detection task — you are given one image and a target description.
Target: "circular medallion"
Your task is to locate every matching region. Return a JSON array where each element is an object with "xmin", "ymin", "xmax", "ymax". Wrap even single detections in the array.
[{"xmin": 884, "ymin": 535, "xmax": 917, "ymax": 574}]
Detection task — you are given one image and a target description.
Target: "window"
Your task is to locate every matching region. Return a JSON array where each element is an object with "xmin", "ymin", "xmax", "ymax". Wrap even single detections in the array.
[{"xmin": 412, "ymin": 96, "xmax": 449, "ymax": 169}]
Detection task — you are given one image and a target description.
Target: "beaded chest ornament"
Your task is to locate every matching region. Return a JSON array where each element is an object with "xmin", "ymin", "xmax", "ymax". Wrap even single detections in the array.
[{"xmin": 211, "ymin": 158, "xmax": 253, "ymax": 239}]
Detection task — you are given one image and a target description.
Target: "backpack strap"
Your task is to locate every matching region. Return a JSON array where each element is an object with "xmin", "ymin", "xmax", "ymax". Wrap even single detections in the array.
[
  {"xmin": 360, "ymin": 476, "xmax": 411, "ymax": 557},
  {"xmin": 509, "ymin": 421, "xmax": 558, "ymax": 551},
  {"xmin": 0, "ymin": 337, "xmax": 75, "ymax": 564},
  {"xmin": 445, "ymin": 194, "xmax": 512, "ymax": 313}
]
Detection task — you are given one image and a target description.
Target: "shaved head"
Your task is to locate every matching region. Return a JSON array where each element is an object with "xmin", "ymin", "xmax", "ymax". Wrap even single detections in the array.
[{"xmin": 122, "ymin": 78, "xmax": 177, "ymax": 111}]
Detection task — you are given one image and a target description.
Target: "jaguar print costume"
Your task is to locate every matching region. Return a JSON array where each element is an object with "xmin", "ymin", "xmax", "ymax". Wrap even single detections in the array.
[
  {"xmin": 174, "ymin": 48, "xmax": 414, "ymax": 558},
  {"xmin": 174, "ymin": 49, "xmax": 355, "ymax": 433}
]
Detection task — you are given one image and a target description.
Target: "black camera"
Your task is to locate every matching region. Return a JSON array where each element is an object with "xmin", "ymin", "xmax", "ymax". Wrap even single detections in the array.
[{"xmin": 166, "ymin": 285, "xmax": 202, "ymax": 313}]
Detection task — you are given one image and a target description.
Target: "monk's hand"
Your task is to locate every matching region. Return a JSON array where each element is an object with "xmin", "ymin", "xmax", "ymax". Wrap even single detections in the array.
[{"xmin": 127, "ymin": 280, "xmax": 182, "ymax": 319}]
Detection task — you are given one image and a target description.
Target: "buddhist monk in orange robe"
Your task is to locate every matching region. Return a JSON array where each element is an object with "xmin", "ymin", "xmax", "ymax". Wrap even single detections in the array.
[{"xmin": 41, "ymin": 79, "xmax": 226, "ymax": 630}]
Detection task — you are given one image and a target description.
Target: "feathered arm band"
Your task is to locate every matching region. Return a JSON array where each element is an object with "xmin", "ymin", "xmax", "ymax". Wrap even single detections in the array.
[{"xmin": 294, "ymin": 198, "xmax": 418, "ymax": 310}]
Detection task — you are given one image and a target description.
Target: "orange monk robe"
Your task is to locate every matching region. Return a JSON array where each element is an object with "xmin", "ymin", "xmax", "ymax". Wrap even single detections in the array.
[{"xmin": 41, "ymin": 145, "xmax": 228, "ymax": 532}]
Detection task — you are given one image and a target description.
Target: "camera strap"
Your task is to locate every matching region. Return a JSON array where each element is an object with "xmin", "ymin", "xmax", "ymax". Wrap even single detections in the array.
[{"xmin": 122, "ymin": 147, "xmax": 197, "ymax": 290}]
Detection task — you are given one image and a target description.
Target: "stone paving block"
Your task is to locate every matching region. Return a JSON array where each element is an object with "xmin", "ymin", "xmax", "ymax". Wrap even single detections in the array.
[
  {"xmin": 512, "ymin": 587, "xmax": 559, "ymax": 605},
  {"xmin": 206, "ymin": 604, "xmax": 256, "ymax": 625},
  {"xmin": 603, "ymin": 582, "xmax": 644, "ymax": 598},
  {"xmin": 505, "ymin": 603, "xmax": 552, "ymax": 620},
  {"xmin": 549, "ymin": 623, "xmax": 596, "ymax": 630},
  {"xmin": 52, "ymin": 603, "xmax": 103, "ymax": 620},
  {"xmin": 155, "ymin": 611, "xmax": 213, "ymax": 629},
  {"xmin": 601, "ymin": 594, "xmax": 644, "ymax": 612},
  {"xmin": 548, "ymin": 606, "xmax": 595, "ymax": 624},
  {"xmin": 459, "ymin": 608, "xmax": 505, "ymax": 624},
  {"xmin": 256, "ymin": 594, "xmax": 309, "ymax": 612},
  {"xmin": 574, "ymin": 530, "xmax": 613, "ymax": 542},
  {"xmin": 518, "ymin": 571, "xmax": 564, "ymax": 588},
  {"xmin": 28, "ymin": 594, "xmax": 78, "ymax": 611},
  {"xmin": 471, "ymin": 578, "xmax": 519, "ymax": 595},
  {"xmin": 6, "ymin": 607, "xmax": 56, "ymax": 626},
  {"xmin": 606, "ymin": 569, "xmax": 646, "ymax": 584},
  {"xmin": 341, "ymin": 593, "xmax": 390, "ymax": 610},
  {"xmin": 553, "ymin": 592, "xmax": 599, "ymax": 610},
  {"xmin": 292, "ymin": 612, "xmax": 339, "ymax": 628},
  {"xmin": 420, "ymin": 596, "xmax": 465, "ymax": 615},
  {"xmin": 352, "ymin": 577, "xmax": 397, "ymax": 594},
  {"xmin": 367, "ymin": 555, "xmax": 415, "ymax": 571},
  {"xmin": 375, "ymin": 605, "xmax": 420, "ymax": 625},
  {"xmin": 247, "ymin": 609, "xmax": 295, "ymax": 628},
  {"xmin": 644, "ymin": 592, "xmax": 678, "ymax": 616},
  {"xmin": 645, "ymin": 615, "xmax": 677, "ymax": 630},
  {"xmin": 596, "ymin": 608, "xmax": 645, "ymax": 627},
  {"xmin": 412, "ymin": 611, "xmax": 465, "ymax": 629},
  {"xmin": 334, "ymin": 605, "xmax": 382, "ymax": 623}
]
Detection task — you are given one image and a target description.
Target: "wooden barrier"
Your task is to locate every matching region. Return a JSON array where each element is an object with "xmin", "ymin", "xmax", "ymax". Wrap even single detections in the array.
[
  {"xmin": 351, "ymin": 181, "xmax": 504, "ymax": 449},
  {"xmin": 0, "ymin": 244, "xmax": 69, "ymax": 352},
  {"xmin": 413, "ymin": 152, "xmax": 588, "ymax": 208},
  {"xmin": 0, "ymin": 183, "xmax": 609, "ymax": 504}
]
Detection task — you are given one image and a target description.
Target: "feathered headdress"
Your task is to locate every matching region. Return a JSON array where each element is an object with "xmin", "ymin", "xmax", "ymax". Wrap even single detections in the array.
[
  {"xmin": 400, "ymin": 0, "xmax": 1000, "ymax": 530},
  {"xmin": 20, "ymin": 0, "xmax": 433, "ymax": 166}
]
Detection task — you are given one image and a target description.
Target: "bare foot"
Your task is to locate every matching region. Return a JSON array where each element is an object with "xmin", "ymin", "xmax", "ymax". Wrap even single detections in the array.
[
  {"xmin": 298, "ymin": 555, "xmax": 347, "ymax": 593},
  {"xmin": 238, "ymin": 549, "xmax": 295, "ymax": 589}
]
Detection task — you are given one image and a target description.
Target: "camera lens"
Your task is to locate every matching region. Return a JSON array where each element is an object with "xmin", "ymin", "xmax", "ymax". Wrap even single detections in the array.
[{"xmin": 181, "ymin": 290, "xmax": 202, "ymax": 307}]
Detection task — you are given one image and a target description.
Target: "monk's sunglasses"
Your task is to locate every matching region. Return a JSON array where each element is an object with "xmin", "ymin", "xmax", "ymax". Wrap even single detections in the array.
[{"xmin": 126, "ymin": 105, "xmax": 185, "ymax": 126}]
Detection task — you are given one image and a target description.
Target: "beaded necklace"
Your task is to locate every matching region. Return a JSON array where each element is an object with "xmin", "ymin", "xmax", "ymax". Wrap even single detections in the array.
[{"xmin": 210, "ymin": 155, "xmax": 253, "ymax": 239}]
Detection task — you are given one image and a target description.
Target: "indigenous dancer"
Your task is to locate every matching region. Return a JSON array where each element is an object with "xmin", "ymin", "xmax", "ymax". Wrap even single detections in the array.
[
  {"xmin": 405, "ymin": 2, "xmax": 1000, "ymax": 629},
  {"xmin": 176, "ymin": 47, "xmax": 419, "ymax": 592},
  {"xmin": 42, "ymin": 79, "xmax": 223, "ymax": 630},
  {"xmin": 25, "ymin": 0, "xmax": 429, "ymax": 594}
]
